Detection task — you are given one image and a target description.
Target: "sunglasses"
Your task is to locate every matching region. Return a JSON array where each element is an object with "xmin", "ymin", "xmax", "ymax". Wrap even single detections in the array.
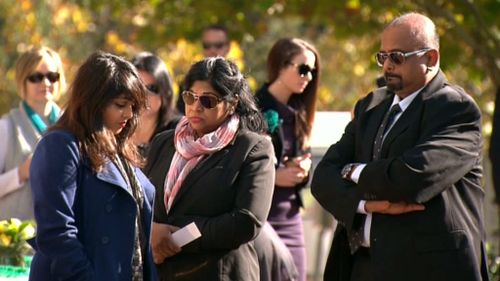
[
  {"xmin": 182, "ymin": 90, "xmax": 223, "ymax": 109},
  {"xmin": 146, "ymin": 84, "xmax": 159, "ymax": 94},
  {"xmin": 289, "ymin": 63, "xmax": 316, "ymax": 77},
  {"xmin": 27, "ymin": 71, "xmax": 60, "ymax": 83},
  {"xmin": 202, "ymin": 41, "xmax": 227, "ymax": 50},
  {"xmin": 375, "ymin": 48, "xmax": 430, "ymax": 67}
]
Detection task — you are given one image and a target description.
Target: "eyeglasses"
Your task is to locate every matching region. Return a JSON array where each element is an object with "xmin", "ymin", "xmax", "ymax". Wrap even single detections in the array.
[
  {"xmin": 182, "ymin": 90, "xmax": 223, "ymax": 109},
  {"xmin": 289, "ymin": 63, "xmax": 316, "ymax": 78},
  {"xmin": 375, "ymin": 48, "xmax": 430, "ymax": 67},
  {"xmin": 27, "ymin": 72, "xmax": 60, "ymax": 83},
  {"xmin": 146, "ymin": 84, "xmax": 159, "ymax": 94},
  {"xmin": 202, "ymin": 41, "xmax": 227, "ymax": 50}
]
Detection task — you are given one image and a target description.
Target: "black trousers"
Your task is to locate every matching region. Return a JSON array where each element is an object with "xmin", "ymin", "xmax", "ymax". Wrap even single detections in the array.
[{"xmin": 350, "ymin": 247, "xmax": 374, "ymax": 281}]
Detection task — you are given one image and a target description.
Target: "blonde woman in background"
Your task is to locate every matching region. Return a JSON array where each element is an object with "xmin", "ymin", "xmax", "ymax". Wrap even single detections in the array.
[{"xmin": 0, "ymin": 46, "xmax": 66, "ymax": 220}]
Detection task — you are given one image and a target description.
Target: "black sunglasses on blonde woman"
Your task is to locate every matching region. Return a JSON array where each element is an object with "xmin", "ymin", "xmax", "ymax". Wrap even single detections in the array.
[
  {"xmin": 27, "ymin": 72, "xmax": 60, "ymax": 83},
  {"xmin": 182, "ymin": 90, "xmax": 223, "ymax": 109}
]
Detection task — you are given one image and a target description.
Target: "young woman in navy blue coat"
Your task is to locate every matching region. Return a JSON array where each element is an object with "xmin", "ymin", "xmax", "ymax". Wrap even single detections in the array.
[{"xmin": 29, "ymin": 51, "xmax": 157, "ymax": 281}]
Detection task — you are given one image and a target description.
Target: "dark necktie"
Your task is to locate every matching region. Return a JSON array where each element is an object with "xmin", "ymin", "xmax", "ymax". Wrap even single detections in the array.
[
  {"xmin": 372, "ymin": 104, "xmax": 402, "ymax": 160},
  {"xmin": 349, "ymin": 214, "xmax": 366, "ymax": 254},
  {"xmin": 349, "ymin": 104, "xmax": 402, "ymax": 254}
]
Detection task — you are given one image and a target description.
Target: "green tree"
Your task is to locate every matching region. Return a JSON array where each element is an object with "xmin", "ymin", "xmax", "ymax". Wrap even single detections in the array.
[{"xmin": 0, "ymin": 0, "xmax": 497, "ymax": 139}]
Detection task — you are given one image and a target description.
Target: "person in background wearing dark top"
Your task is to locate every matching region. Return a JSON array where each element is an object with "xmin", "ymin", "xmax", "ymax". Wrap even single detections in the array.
[
  {"xmin": 29, "ymin": 51, "xmax": 157, "ymax": 280},
  {"xmin": 176, "ymin": 24, "xmax": 231, "ymax": 115},
  {"xmin": 144, "ymin": 57, "xmax": 275, "ymax": 280},
  {"xmin": 490, "ymin": 88, "xmax": 500, "ymax": 203},
  {"xmin": 0, "ymin": 46, "xmax": 66, "ymax": 220},
  {"xmin": 131, "ymin": 52, "xmax": 180, "ymax": 157},
  {"xmin": 255, "ymin": 37, "xmax": 321, "ymax": 281},
  {"xmin": 312, "ymin": 12, "xmax": 488, "ymax": 281}
]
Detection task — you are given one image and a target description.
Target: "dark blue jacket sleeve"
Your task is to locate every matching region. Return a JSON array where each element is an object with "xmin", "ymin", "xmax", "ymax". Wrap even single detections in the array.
[{"xmin": 30, "ymin": 131, "xmax": 94, "ymax": 281}]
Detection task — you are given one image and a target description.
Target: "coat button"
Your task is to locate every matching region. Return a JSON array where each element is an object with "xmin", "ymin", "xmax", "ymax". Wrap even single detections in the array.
[
  {"xmin": 105, "ymin": 204, "xmax": 112, "ymax": 212},
  {"xmin": 101, "ymin": 236, "xmax": 109, "ymax": 244}
]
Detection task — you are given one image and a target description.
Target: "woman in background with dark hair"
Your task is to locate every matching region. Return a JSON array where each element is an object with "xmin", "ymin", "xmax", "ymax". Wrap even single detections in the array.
[
  {"xmin": 255, "ymin": 37, "xmax": 321, "ymax": 281},
  {"xmin": 144, "ymin": 57, "xmax": 275, "ymax": 280},
  {"xmin": 131, "ymin": 52, "xmax": 180, "ymax": 157},
  {"xmin": 29, "ymin": 51, "xmax": 157, "ymax": 281}
]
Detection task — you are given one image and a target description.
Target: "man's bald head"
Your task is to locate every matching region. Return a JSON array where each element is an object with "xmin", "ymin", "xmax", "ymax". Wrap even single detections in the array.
[{"xmin": 385, "ymin": 12, "xmax": 439, "ymax": 51}]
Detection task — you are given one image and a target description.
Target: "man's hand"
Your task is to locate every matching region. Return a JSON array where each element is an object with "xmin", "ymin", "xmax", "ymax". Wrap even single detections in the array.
[
  {"xmin": 365, "ymin": 200, "xmax": 425, "ymax": 215},
  {"xmin": 151, "ymin": 222, "xmax": 181, "ymax": 264}
]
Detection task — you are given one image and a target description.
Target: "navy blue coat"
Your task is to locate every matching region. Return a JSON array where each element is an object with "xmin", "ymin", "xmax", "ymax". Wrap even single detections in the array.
[{"xmin": 28, "ymin": 130, "xmax": 157, "ymax": 281}]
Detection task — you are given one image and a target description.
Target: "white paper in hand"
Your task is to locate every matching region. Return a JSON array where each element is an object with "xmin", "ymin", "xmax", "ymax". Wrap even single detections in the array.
[{"xmin": 171, "ymin": 222, "xmax": 202, "ymax": 247}]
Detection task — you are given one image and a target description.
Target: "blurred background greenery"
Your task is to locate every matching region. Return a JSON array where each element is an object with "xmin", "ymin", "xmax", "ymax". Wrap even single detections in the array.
[
  {"xmin": 0, "ymin": 1, "xmax": 499, "ymax": 278},
  {"xmin": 0, "ymin": 0, "xmax": 498, "ymax": 142}
]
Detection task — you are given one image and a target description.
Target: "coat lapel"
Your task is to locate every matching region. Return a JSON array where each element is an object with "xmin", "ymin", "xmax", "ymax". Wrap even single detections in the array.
[
  {"xmin": 360, "ymin": 95, "xmax": 393, "ymax": 161},
  {"xmin": 136, "ymin": 168, "xmax": 154, "ymax": 211},
  {"xmin": 381, "ymin": 94, "xmax": 422, "ymax": 154},
  {"xmin": 380, "ymin": 70, "xmax": 448, "ymax": 157},
  {"xmin": 96, "ymin": 160, "xmax": 133, "ymax": 197},
  {"xmin": 169, "ymin": 146, "xmax": 230, "ymax": 212},
  {"xmin": 366, "ymin": 86, "xmax": 392, "ymax": 112},
  {"xmin": 420, "ymin": 70, "xmax": 448, "ymax": 100},
  {"xmin": 360, "ymin": 71, "xmax": 447, "ymax": 161}
]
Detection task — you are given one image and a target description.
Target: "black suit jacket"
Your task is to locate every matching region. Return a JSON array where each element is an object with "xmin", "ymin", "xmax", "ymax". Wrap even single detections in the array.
[
  {"xmin": 144, "ymin": 129, "xmax": 275, "ymax": 281},
  {"xmin": 311, "ymin": 71, "xmax": 489, "ymax": 281}
]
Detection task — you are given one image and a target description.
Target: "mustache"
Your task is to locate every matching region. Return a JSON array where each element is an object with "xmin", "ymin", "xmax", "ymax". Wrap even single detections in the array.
[{"xmin": 384, "ymin": 73, "xmax": 401, "ymax": 80}]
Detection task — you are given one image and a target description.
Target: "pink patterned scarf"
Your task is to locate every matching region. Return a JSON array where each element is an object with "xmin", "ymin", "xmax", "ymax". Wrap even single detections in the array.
[{"xmin": 164, "ymin": 115, "xmax": 240, "ymax": 213}]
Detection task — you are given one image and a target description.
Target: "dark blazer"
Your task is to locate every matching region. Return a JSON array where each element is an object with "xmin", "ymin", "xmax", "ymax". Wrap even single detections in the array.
[
  {"xmin": 255, "ymin": 84, "xmax": 310, "ymax": 206},
  {"xmin": 311, "ymin": 71, "xmax": 489, "ymax": 281},
  {"xmin": 144, "ymin": 128, "xmax": 275, "ymax": 281},
  {"xmin": 29, "ymin": 130, "xmax": 157, "ymax": 281}
]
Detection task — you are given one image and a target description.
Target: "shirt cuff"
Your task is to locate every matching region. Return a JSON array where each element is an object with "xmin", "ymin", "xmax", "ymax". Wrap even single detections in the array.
[
  {"xmin": 0, "ymin": 168, "xmax": 24, "ymax": 198},
  {"xmin": 350, "ymin": 163, "xmax": 366, "ymax": 184},
  {"xmin": 357, "ymin": 200, "xmax": 368, "ymax": 214}
]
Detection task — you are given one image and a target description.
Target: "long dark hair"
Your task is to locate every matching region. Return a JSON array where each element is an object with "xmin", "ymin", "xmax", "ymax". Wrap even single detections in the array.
[
  {"xmin": 131, "ymin": 52, "xmax": 177, "ymax": 135},
  {"xmin": 183, "ymin": 57, "xmax": 266, "ymax": 133},
  {"xmin": 53, "ymin": 51, "xmax": 148, "ymax": 171},
  {"xmin": 267, "ymin": 38, "xmax": 320, "ymax": 146}
]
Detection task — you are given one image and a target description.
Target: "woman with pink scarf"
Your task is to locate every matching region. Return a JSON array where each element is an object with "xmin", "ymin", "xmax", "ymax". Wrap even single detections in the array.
[{"xmin": 144, "ymin": 57, "xmax": 275, "ymax": 281}]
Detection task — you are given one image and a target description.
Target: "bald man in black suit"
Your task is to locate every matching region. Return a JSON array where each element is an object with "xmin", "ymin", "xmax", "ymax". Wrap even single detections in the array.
[{"xmin": 312, "ymin": 12, "xmax": 488, "ymax": 281}]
